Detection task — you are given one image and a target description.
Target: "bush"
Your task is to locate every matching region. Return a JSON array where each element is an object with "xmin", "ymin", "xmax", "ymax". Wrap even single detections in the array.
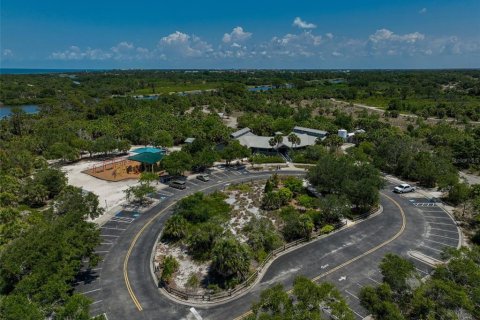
[
  {"xmin": 280, "ymin": 207, "xmax": 314, "ymax": 241},
  {"xmin": 320, "ymin": 224, "xmax": 335, "ymax": 234},
  {"xmin": 282, "ymin": 176, "xmax": 304, "ymax": 194},
  {"xmin": 262, "ymin": 188, "xmax": 292, "ymax": 210},
  {"xmin": 297, "ymin": 194, "xmax": 317, "ymax": 208},
  {"xmin": 243, "ymin": 218, "xmax": 283, "ymax": 260},
  {"xmin": 250, "ymin": 153, "xmax": 285, "ymax": 164},
  {"xmin": 161, "ymin": 256, "xmax": 179, "ymax": 283},
  {"xmin": 211, "ymin": 237, "xmax": 251, "ymax": 280}
]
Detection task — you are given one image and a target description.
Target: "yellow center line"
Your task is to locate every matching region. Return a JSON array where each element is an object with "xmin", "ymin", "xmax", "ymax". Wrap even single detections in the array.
[
  {"xmin": 123, "ymin": 173, "xmax": 273, "ymax": 311},
  {"xmin": 232, "ymin": 192, "xmax": 406, "ymax": 320}
]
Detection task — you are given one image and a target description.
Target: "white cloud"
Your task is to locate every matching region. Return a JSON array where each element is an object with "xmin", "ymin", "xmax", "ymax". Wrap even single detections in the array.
[
  {"xmin": 292, "ymin": 17, "xmax": 316, "ymax": 29},
  {"xmin": 47, "ymin": 27, "xmax": 480, "ymax": 65},
  {"xmin": 50, "ymin": 46, "xmax": 112, "ymax": 60},
  {"xmin": 419, "ymin": 8, "xmax": 427, "ymax": 14},
  {"xmin": 222, "ymin": 26, "xmax": 252, "ymax": 43},
  {"xmin": 369, "ymin": 29, "xmax": 425, "ymax": 43},
  {"xmin": 2, "ymin": 49, "xmax": 13, "ymax": 58},
  {"xmin": 111, "ymin": 41, "xmax": 134, "ymax": 53},
  {"xmin": 158, "ymin": 31, "xmax": 213, "ymax": 58}
]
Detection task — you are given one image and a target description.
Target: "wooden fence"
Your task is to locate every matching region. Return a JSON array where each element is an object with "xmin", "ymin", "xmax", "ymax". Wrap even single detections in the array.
[{"xmin": 156, "ymin": 183, "xmax": 380, "ymax": 303}]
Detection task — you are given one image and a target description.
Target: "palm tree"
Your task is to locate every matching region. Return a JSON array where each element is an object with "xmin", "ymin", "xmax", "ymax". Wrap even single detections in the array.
[
  {"xmin": 269, "ymin": 134, "xmax": 284, "ymax": 152},
  {"xmin": 287, "ymin": 133, "xmax": 301, "ymax": 149}
]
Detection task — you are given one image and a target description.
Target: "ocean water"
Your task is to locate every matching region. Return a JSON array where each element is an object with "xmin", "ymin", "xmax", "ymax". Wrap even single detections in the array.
[
  {"xmin": 0, "ymin": 68, "xmax": 102, "ymax": 75},
  {"xmin": 0, "ymin": 105, "xmax": 39, "ymax": 118}
]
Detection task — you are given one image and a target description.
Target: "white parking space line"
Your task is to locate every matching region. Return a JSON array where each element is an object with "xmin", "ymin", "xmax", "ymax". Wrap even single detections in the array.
[
  {"xmin": 420, "ymin": 244, "xmax": 443, "ymax": 253},
  {"xmin": 429, "ymin": 227, "xmax": 458, "ymax": 234},
  {"xmin": 211, "ymin": 173, "xmax": 223, "ymax": 179},
  {"xmin": 423, "ymin": 216, "xmax": 452, "ymax": 220},
  {"xmin": 109, "ymin": 218, "xmax": 132, "ymax": 224},
  {"xmin": 100, "ymin": 227, "xmax": 126, "ymax": 231},
  {"xmin": 231, "ymin": 171, "xmax": 241, "ymax": 175},
  {"xmin": 91, "ymin": 300, "xmax": 103, "ymax": 305},
  {"xmin": 157, "ymin": 191, "xmax": 174, "ymax": 196},
  {"xmin": 188, "ymin": 180, "xmax": 199, "ymax": 186},
  {"xmin": 416, "ymin": 267, "xmax": 429, "ymax": 275},
  {"xmin": 367, "ymin": 276, "xmax": 381, "ymax": 284},
  {"xmin": 425, "ymin": 238, "xmax": 456, "ymax": 247},
  {"xmin": 82, "ymin": 288, "xmax": 101, "ymax": 295},
  {"xmin": 429, "ymin": 233, "xmax": 459, "ymax": 241},
  {"xmin": 100, "ymin": 242, "xmax": 113, "ymax": 245},
  {"xmin": 100, "ymin": 234, "xmax": 119, "ymax": 237},
  {"xmin": 345, "ymin": 290, "xmax": 360, "ymax": 300},
  {"xmin": 421, "ymin": 210, "xmax": 444, "ymax": 213},
  {"xmin": 111, "ymin": 216, "xmax": 134, "ymax": 221},
  {"xmin": 349, "ymin": 307, "xmax": 366, "ymax": 319},
  {"xmin": 94, "ymin": 250, "xmax": 109, "ymax": 254},
  {"xmin": 427, "ymin": 221, "xmax": 456, "ymax": 227}
]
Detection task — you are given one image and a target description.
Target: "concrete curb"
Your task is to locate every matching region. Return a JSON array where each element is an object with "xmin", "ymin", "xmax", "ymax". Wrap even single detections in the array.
[{"xmin": 157, "ymin": 204, "xmax": 384, "ymax": 307}]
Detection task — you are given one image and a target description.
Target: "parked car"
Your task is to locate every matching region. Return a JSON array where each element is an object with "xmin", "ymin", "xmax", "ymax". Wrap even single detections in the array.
[
  {"xmin": 169, "ymin": 180, "xmax": 186, "ymax": 190},
  {"xmin": 393, "ymin": 183, "xmax": 415, "ymax": 193},
  {"xmin": 196, "ymin": 174, "xmax": 210, "ymax": 182}
]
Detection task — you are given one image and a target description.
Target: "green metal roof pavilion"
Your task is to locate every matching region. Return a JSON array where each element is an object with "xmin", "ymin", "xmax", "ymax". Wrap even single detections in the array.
[{"xmin": 127, "ymin": 152, "xmax": 164, "ymax": 165}]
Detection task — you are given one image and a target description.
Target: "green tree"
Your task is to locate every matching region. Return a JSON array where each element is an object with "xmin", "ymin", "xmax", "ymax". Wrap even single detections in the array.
[
  {"xmin": 54, "ymin": 186, "xmax": 104, "ymax": 220},
  {"xmin": 221, "ymin": 140, "xmax": 250, "ymax": 166},
  {"xmin": 322, "ymin": 135, "xmax": 344, "ymax": 152},
  {"xmin": 161, "ymin": 151, "xmax": 192, "ymax": 176},
  {"xmin": 211, "ymin": 237, "xmax": 251, "ymax": 280},
  {"xmin": 287, "ymin": 133, "xmax": 301, "ymax": 149},
  {"xmin": 162, "ymin": 215, "xmax": 188, "ymax": 241},
  {"xmin": 34, "ymin": 167, "xmax": 67, "ymax": 199},
  {"xmin": 125, "ymin": 183, "xmax": 155, "ymax": 205},
  {"xmin": 152, "ymin": 130, "xmax": 173, "ymax": 147}
]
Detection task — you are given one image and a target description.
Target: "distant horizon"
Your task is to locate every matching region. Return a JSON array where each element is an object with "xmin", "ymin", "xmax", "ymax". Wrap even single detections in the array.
[{"xmin": 2, "ymin": 67, "xmax": 480, "ymax": 75}]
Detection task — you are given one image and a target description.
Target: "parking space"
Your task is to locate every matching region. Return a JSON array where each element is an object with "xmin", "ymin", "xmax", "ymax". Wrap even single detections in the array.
[
  {"xmin": 404, "ymin": 197, "xmax": 460, "ymax": 263},
  {"xmin": 75, "ymin": 207, "xmax": 162, "ymax": 318},
  {"xmin": 318, "ymin": 264, "xmax": 386, "ymax": 319}
]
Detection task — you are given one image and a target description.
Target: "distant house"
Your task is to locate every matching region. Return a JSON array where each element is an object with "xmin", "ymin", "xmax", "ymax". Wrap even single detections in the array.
[
  {"xmin": 184, "ymin": 137, "xmax": 196, "ymax": 144},
  {"xmin": 230, "ymin": 126, "xmax": 327, "ymax": 154}
]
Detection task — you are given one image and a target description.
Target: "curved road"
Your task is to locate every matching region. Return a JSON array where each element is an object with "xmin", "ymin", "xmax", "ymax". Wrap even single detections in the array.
[{"xmin": 75, "ymin": 169, "xmax": 460, "ymax": 320}]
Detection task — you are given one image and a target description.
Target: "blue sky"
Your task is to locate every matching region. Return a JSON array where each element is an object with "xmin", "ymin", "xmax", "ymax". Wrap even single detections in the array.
[{"xmin": 1, "ymin": 0, "xmax": 479, "ymax": 69}]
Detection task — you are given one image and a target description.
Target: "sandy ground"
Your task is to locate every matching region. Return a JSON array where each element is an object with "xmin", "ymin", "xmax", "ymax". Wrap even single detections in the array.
[
  {"xmin": 61, "ymin": 159, "xmax": 140, "ymax": 215},
  {"xmin": 60, "ymin": 145, "xmax": 166, "ymax": 224},
  {"xmin": 460, "ymin": 171, "xmax": 480, "ymax": 185},
  {"xmin": 155, "ymin": 180, "xmax": 270, "ymax": 292}
]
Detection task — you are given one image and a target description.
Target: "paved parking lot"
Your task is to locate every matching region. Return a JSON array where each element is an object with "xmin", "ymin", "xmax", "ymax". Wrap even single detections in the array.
[
  {"xmin": 74, "ymin": 166, "xmax": 255, "ymax": 317},
  {"xmin": 76, "ymin": 171, "xmax": 461, "ymax": 320},
  {"xmin": 75, "ymin": 206, "xmax": 169, "ymax": 317},
  {"xmin": 318, "ymin": 192, "xmax": 461, "ymax": 319}
]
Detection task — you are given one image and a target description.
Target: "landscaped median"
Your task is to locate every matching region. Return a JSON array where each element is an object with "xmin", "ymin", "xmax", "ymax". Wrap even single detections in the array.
[{"xmin": 150, "ymin": 174, "xmax": 383, "ymax": 305}]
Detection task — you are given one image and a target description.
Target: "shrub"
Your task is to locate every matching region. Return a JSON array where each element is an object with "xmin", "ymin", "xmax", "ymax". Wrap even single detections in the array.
[
  {"xmin": 282, "ymin": 176, "xmax": 304, "ymax": 194},
  {"xmin": 320, "ymin": 224, "xmax": 335, "ymax": 234},
  {"xmin": 161, "ymin": 256, "xmax": 179, "ymax": 283},
  {"xmin": 280, "ymin": 207, "xmax": 314, "ymax": 241},
  {"xmin": 297, "ymin": 194, "xmax": 317, "ymax": 208},
  {"xmin": 211, "ymin": 237, "xmax": 251, "ymax": 280},
  {"xmin": 250, "ymin": 153, "xmax": 285, "ymax": 164},
  {"xmin": 186, "ymin": 273, "xmax": 200, "ymax": 290}
]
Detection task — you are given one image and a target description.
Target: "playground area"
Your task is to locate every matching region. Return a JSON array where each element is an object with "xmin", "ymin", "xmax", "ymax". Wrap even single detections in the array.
[{"xmin": 83, "ymin": 158, "xmax": 143, "ymax": 181}]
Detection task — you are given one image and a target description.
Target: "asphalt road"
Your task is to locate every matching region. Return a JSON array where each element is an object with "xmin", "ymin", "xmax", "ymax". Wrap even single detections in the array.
[{"xmin": 74, "ymin": 168, "xmax": 460, "ymax": 320}]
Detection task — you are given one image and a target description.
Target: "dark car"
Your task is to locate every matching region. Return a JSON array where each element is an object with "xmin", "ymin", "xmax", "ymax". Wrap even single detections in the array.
[
  {"xmin": 196, "ymin": 174, "xmax": 210, "ymax": 182},
  {"xmin": 169, "ymin": 180, "xmax": 186, "ymax": 190}
]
